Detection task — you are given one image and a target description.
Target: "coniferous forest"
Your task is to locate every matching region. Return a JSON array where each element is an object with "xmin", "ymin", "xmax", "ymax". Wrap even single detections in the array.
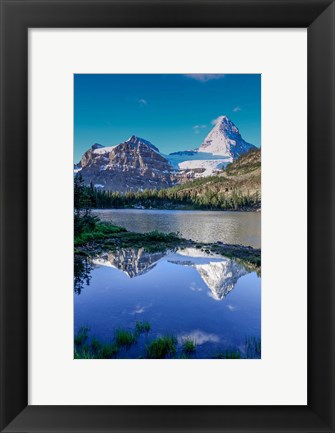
[{"xmin": 74, "ymin": 148, "xmax": 261, "ymax": 211}]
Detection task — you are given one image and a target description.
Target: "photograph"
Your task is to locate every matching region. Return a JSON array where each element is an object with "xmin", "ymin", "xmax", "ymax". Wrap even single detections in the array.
[
  {"xmin": 73, "ymin": 73, "xmax": 261, "ymax": 359},
  {"xmin": 2, "ymin": 0, "xmax": 334, "ymax": 430}
]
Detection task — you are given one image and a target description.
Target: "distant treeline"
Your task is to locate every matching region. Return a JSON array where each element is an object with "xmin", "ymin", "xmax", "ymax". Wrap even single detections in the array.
[{"xmin": 75, "ymin": 173, "xmax": 260, "ymax": 211}]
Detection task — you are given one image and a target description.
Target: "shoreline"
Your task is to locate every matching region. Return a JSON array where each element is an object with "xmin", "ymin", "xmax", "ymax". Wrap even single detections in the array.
[
  {"xmin": 92, "ymin": 207, "xmax": 261, "ymax": 213},
  {"xmin": 74, "ymin": 222, "xmax": 261, "ymax": 268}
]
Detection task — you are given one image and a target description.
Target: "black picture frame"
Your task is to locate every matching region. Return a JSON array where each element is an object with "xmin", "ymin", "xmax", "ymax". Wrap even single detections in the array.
[{"xmin": 1, "ymin": 0, "xmax": 334, "ymax": 432}]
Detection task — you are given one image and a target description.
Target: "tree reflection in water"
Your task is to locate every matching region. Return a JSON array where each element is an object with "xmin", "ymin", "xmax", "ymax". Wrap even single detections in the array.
[{"xmin": 74, "ymin": 255, "xmax": 93, "ymax": 295}]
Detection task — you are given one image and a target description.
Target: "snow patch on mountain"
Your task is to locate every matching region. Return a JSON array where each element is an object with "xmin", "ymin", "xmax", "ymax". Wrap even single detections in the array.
[
  {"xmin": 166, "ymin": 151, "xmax": 229, "ymax": 177},
  {"xmin": 167, "ymin": 150, "xmax": 228, "ymax": 168},
  {"xmin": 178, "ymin": 159, "xmax": 227, "ymax": 176},
  {"xmin": 93, "ymin": 145, "xmax": 117, "ymax": 154},
  {"xmin": 92, "ymin": 136, "xmax": 160, "ymax": 156}
]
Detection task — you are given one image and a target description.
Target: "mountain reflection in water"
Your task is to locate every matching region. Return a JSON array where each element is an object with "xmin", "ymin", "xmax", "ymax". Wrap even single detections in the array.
[
  {"xmin": 93, "ymin": 248, "xmax": 166, "ymax": 278},
  {"xmin": 74, "ymin": 246, "xmax": 261, "ymax": 358},
  {"xmin": 90, "ymin": 247, "xmax": 250, "ymax": 301}
]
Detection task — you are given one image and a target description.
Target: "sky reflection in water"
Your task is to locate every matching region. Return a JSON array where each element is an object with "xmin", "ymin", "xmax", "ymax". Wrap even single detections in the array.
[{"xmin": 74, "ymin": 247, "xmax": 261, "ymax": 358}]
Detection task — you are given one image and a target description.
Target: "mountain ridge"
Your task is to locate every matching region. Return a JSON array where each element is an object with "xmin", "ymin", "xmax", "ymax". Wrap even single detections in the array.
[{"xmin": 75, "ymin": 116, "xmax": 259, "ymax": 193}]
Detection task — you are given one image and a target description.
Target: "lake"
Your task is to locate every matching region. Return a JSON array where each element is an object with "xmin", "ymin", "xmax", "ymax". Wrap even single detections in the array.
[
  {"xmin": 74, "ymin": 209, "xmax": 261, "ymax": 359},
  {"xmin": 94, "ymin": 209, "xmax": 261, "ymax": 248}
]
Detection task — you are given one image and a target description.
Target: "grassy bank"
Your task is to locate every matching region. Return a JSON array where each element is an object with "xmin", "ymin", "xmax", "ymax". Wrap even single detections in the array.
[
  {"xmin": 75, "ymin": 220, "xmax": 184, "ymax": 253},
  {"xmin": 74, "ymin": 323, "xmax": 261, "ymax": 360},
  {"xmin": 74, "ymin": 220, "xmax": 261, "ymax": 267},
  {"xmin": 74, "ymin": 221, "xmax": 127, "ymax": 246}
]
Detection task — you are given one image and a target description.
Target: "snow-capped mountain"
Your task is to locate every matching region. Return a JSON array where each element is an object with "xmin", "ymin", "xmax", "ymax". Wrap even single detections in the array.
[
  {"xmin": 75, "ymin": 135, "xmax": 176, "ymax": 192},
  {"xmin": 198, "ymin": 115, "xmax": 256, "ymax": 160},
  {"xmin": 75, "ymin": 116, "xmax": 257, "ymax": 190},
  {"xmin": 164, "ymin": 115, "xmax": 256, "ymax": 178}
]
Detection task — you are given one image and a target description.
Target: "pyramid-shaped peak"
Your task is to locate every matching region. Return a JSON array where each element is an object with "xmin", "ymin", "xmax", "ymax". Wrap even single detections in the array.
[
  {"xmin": 125, "ymin": 135, "xmax": 160, "ymax": 153},
  {"xmin": 198, "ymin": 116, "xmax": 256, "ymax": 160},
  {"xmin": 216, "ymin": 115, "xmax": 230, "ymax": 122},
  {"xmin": 126, "ymin": 135, "xmax": 140, "ymax": 143},
  {"xmin": 213, "ymin": 115, "xmax": 236, "ymax": 128}
]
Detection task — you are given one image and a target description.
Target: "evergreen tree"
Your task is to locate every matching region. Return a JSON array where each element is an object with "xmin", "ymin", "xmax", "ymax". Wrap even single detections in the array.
[{"xmin": 74, "ymin": 173, "xmax": 97, "ymax": 235}]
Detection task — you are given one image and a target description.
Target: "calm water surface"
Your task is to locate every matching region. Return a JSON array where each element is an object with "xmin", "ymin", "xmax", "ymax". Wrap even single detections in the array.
[
  {"xmin": 74, "ymin": 248, "xmax": 261, "ymax": 359},
  {"xmin": 94, "ymin": 209, "xmax": 261, "ymax": 248},
  {"xmin": 75, "ymin": 209, "xmax": 261, "ymax": 358}
]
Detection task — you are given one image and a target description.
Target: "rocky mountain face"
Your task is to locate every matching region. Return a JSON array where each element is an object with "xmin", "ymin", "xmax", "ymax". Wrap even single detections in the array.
[
  {"xmin": 80, "ymin": 143, "xmax": 104, "ymax": 168},
  {"xmin": 76, "ymin": 136, "xmax": 176, "ymax": 192},
  {"xmin": 75, "ymin": 116, "xmax": 259, "ymax": 192}
]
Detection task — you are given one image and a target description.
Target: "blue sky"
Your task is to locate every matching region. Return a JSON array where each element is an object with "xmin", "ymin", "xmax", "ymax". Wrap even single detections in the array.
[{"xmin": 74, "ymin": 74, "xmax": 261, "ymax": 162}]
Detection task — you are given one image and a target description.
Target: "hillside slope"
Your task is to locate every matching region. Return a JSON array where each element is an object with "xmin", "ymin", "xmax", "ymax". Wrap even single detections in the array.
[
  {"xmin": 87, "ymin": 148, "xmax": 261, "ymax": 211},
  {"xmin": 167, "ymin": 147, "xmax": 261, "ymax": 208}
]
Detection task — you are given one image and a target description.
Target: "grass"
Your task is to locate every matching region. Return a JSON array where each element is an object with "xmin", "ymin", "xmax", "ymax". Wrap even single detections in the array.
[
  {"xmin": 74, "ymin": 326, "xmax": 90, "ymax": 346},
  {"xmin": 74, "ymin": 216, "xmax": 260, "ymax": 268},
  {"xmin": 74, "ymin": 343, "xmax": 120, "ymax": 359},
  {"xmin": 245, "ymin": 336, "xmax": 261, "ymax": 358},
  {"xmin": 91, "ymin": 336, "xmax": 102, "ymax": 353},
  {"xmin": 115, "ymin": 329, "xmax": 137, "ymax": 347},
  {"xmin": 214, "ymin": 349, "xmax": 242, "ymax": 359},
  {"xmin": 146, "ymin": 336, "xmax": 177, "ymax": 359},
  {"xmin": 74, "ymin": 325, "xmax": 139, "ymax": 359},
  {"xmin": 74, "ymin": 346, "xmax": 97, "ymax": 359},
  {"xmin": 74, "ymin": 325, "xmax": 121, "ymax": 359},
  {"xmin": 75, "ymin": 331, "xmax": 120, "ymax": 359},
  {"xmin": 74, "ymin": 222, "xmax": 127, "ymax": 246},
  {"xmin": 111, "ymin": 231, "xmax": 181, "ymax": 252},
  {"xmin": 75, "ymin": 224, "xmax": 183, "ymax": 255},
  {"xmin": 99, "ymin": 343, "xmax": 120, "ymax": 359},
  {"xmin": 182, "ymin": 338, "xmax": 196, "ymax": 354},
  {"xmin": 208, "ymin": 243, "xmax": 261, "ymax": 268},
  {"xmin": 135, "ymin": 321, "xmax": 151, "ymax": 334},
  {"xmin": 74, "ymin": 324, "xmax": 260, "ymax": 360}
]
